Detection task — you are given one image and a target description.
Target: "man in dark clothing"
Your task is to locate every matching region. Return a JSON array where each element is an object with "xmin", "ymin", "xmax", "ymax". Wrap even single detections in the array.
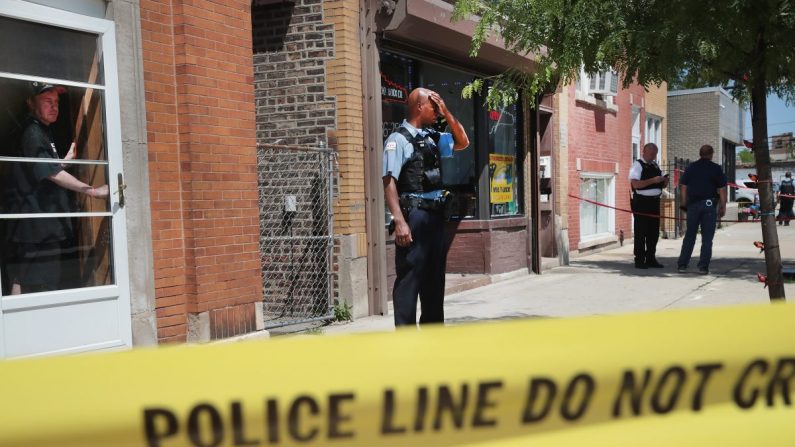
[
  {"xmin": 382, "ymin": 88, "xmax": 469, "ymax": 327},
  {"xmin": 629, "ymin": 143, "xmax": 668, "ymax": 268},
  {"xmin": 777, "ymin": 171, "xmax": 794, "ymax": 226},
  {"xmin": 6, "ymin": 82, "xmax": 109, "ymax": 294},
  {"xmin": 676, "ymin": 144, "xmax": 728, "ymax": 275}
]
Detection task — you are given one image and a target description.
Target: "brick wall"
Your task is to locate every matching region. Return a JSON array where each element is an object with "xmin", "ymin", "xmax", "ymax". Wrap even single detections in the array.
[
  {"xmin": 252, "ymin": 0, "xmax": 366, "ymax": 317},
  {"xmin": 252, "ymin": 0, "xmax": 336, "ymax": 146},
  {"xmin": 668, "ymin": 91, "xmax": 719, "ymax": 162},
  {"xmin": 251, "ymin": 0, "xmax": 365, "ymax": 236},
  {"xmin": 484, "ymin": 228, "xmax": 527, "ymax": 273},
  {"xmin": 645, "ymin": 82, "xmax": 668, "ymax": 161},
  {"xmin": 445, "ymin": 230, "xmax": 487, "ymax": 273},
  {"xmin": 140, "ymin": 0, "xmax": 262, "ymax": 342},
  {"xmin": 325, "ymin": 0, "xmax": 366, "ymax": 237},
  {"xmin": 566, "ymin": 83, "xmax": 637, "ymax": 250}
]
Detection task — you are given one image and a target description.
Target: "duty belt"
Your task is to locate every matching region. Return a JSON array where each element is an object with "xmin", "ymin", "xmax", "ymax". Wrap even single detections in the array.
[
  {"xmin": 399, "ymin": 197, "xmax": 443, "ymax": 213},
  {"xmin": 399, "ymin": 191, "xmax": 450, "ymax": 214}
]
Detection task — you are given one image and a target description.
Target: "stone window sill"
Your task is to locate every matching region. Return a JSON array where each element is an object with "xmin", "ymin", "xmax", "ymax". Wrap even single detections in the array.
[
  {"xmin": 575, "ymin": 91, "xmax": 619, "ymax": 113},
  {"xmin": 578, "ymin": 234, "xmax": 618, "ymax": 250}
]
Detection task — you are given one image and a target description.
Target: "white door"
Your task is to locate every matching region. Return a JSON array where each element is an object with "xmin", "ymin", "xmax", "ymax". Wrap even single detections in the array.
[{"xmin": 0, "ymin": 1, "xmax": 131, "ymax": 358}]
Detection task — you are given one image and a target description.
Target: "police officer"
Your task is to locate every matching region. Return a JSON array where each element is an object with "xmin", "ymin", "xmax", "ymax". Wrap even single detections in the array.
[
  {"xmin": 777, "ymin": 171, "xmax": 794, "ymax": 226},
  {"xmin": 629, "ymin": 143, "xmax": 668, "ymax": 268},
  {"xmin": 382, "ymin": 88, "xmax": 469, "ymax": 326},
  {"xmin": 676, "ymin": 144, "xmax": 727, "ymax": 275}
]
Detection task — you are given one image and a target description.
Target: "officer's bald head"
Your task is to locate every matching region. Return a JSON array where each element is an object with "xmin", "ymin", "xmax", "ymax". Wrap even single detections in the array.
[
  {"xmin": 407, "ymin": 88, "xmax": 440, "ymax": 127},
  {"xmin": 407, "ymin": 88, "xmax": 430, "ymax": 119}
]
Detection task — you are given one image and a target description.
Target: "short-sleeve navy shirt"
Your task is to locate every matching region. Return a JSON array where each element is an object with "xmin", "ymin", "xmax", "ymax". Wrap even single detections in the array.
[
  {"xmin": 8, "ymin": 117, "xmax": 72, "ymax": 243},
  {"xmin": 679, "ymin": 158, "xmax": 727, "ymax": 201}
]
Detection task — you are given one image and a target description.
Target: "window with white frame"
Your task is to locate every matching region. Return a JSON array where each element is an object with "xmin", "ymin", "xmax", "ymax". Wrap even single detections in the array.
[
  {"xmin": 631, "ymin": 107, "xmax": 641, "ymax": 161},
  {"xmin": 646, "ymin": 115, "xmax": 662, "ymax": 155},
  {"xmin": 579, "ymin": 174, "xmax": 615, "ymax": 240}
]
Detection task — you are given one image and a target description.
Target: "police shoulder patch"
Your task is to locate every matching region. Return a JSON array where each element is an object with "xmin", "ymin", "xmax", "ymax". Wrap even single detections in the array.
[{"xmin": 385, "ymin": 141, "xmax": 397, "ymax": 151}]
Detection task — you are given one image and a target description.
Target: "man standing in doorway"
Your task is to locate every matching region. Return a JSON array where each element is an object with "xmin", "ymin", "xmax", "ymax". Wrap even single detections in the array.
[
  {"xmin": 382, "ymin": 88, "xmax": 469, "ymax": 327},
  {"xmin": 629, "ymin": 143, "xmax": 668, "ymax": 269},
  {"xmin": 6, "ymin": 82, "xmax": 109, "ymax": 294},
  {"xmin": 676, "ymin": 144, "xmax": 727, "ymax": 275}
]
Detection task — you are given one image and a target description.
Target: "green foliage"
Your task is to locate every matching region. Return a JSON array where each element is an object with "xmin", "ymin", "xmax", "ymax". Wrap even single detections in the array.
[
  {"xmin": 333, "ymin": 300, "xmax": 353, "ymax": 322},
  {"xmin": 452, "ymin": 0, "xmax": 795, "ymax": 106},
  {"xmin": 738, "ymin": 149, "xmax": 755, "ymax": 164}
]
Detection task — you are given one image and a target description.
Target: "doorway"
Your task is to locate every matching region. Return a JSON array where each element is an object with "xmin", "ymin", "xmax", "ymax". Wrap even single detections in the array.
[{"xmin": 0, "ymin": 2, "xmax": 131, "ymax": 358}]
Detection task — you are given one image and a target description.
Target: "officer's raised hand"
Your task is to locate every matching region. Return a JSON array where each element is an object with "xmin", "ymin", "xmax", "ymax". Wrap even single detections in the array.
[
  {"xmin": 428, "ymin": 91, "xmax": 448, "ymax": 117},
  {"xmin": 427, "ymin": 90, "xmax": 469, "ymax": 150}
]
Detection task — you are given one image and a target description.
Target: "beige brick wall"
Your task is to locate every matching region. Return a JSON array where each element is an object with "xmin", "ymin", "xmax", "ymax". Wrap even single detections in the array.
[
  {"xmin": 645, "ymin": 82, "xmax": 668, "ymax": 162},
  {"xmin": 325, "ymin": 0, "xmax": 366, "ymax": 240},
  {"xmin": 668, "ymin": 92, "xmax": 720, "ymax": 162}
]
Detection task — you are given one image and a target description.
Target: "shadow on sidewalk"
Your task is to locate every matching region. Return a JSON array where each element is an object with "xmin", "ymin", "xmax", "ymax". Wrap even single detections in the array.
[
  {"xmin": 554, "ymin": 256, "xmax": 768, "ymax": 281},
  {"xmin": 446, "ymin": 313, "xmax": 548, "ymax": 325}
]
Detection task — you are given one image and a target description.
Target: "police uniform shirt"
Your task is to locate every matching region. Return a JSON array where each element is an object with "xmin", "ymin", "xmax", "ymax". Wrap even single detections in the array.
[
  {"xmin": 679, "ymin": 159, "xmax": 728, "ymax": 201},
  {"xmin": 629, "ymin": 159, "xmax": 664, "ymax": 197},
  {"xmin": 382, "ymin": 119, "xmax": 452, "ymax": 181},
  {"xmin": 9, "ymin": 117, "xmax": 72, "ymax": 243}
]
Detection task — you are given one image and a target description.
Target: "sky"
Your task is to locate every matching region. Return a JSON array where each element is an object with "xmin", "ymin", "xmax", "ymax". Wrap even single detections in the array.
[{"xmin": 743, "ymin": 94, "xmax": 795, "ymax": 141}]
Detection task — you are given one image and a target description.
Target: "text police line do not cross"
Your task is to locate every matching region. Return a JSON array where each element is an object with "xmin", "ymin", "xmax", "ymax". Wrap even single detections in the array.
[{"xmin": 143, "ymin": 357, "xmax": 795, "ymax": 446}]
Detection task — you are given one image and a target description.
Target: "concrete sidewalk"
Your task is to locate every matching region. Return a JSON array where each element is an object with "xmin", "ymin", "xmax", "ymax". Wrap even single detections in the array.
[{"xmin": 323, "ymin": 221, "xmax": 795, "ymax": 335}]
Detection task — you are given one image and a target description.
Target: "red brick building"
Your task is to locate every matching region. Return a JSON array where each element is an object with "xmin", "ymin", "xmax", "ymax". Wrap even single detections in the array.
[{"xmin": 551, "ymin": 76, "xmax": 666, "ymax": 259}]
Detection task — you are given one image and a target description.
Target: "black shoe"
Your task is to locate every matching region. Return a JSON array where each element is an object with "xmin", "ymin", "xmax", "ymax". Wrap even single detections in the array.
[
  {"xmin": 646, "ymin": 260, "xmax": 664, "ymax": 268},
  {"xmin": 698, "ymin": 267, "xmax": 709, "ymax": 275},
  {"xmin": 677, "ymin": 265, "xmax": 687, "ymax": 273},
  {"xmin": 635, "ymin": 261, "xmax": 648, "ymax": 269}
]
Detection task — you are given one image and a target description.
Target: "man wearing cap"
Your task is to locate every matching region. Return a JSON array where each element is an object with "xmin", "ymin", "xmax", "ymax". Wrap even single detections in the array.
[
  {"xmin": 6, "ymin": 83, "xmax": 109, "ymax": 294},
  {"xmin": 778, "ymin": 171, "xmax": 794, "ymax": 226}
]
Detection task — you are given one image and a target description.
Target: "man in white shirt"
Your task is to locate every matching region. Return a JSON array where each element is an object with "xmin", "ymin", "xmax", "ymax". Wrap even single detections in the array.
[{"xmin": 629, "ymin": 143, "xmax": 668, "ymax": 269}]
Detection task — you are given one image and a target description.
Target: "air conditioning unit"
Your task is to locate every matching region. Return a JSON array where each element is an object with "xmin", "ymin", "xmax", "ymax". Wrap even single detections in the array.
[{"xmin": 589, "ymin": 70, "xmax": 618, "ymax": 96}]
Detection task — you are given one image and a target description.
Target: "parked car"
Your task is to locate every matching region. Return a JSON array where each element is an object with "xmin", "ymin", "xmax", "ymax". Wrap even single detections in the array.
[
  {"xmin": 735, "ymin": 179, "xmax": 781, "ymax": 202},
  {"xmin": 734, "ymin": 179, "xmax": 758, "ymax": 205}
]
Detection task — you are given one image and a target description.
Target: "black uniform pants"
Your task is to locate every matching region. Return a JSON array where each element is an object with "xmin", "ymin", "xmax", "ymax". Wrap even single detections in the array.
[
  {"xmin": 779, "ymin": 198, "xmax": 794, "ymax": 225},
  {"xmin": 632, "ymin": 195, "xmax": 661, "ymax": 263},
  {"xmin": 393, "ymin": 207, "xmax": 447, "ymax": 326}
]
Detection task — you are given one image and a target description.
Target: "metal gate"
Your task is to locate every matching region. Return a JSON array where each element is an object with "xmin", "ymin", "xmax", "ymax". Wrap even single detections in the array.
[
  {"xmin": 662, "ymin": 157, "xmax": 691, "ymax": 238},
  {"xmin": 257, "ymin": 144, "xmax": 336, "ymax": 329}
]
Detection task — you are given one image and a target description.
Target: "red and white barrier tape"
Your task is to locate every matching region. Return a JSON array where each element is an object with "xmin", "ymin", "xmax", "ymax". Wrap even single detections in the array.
[{"xmin": 568, "ymin": 194, "xmax": 793, "ymax": 224}]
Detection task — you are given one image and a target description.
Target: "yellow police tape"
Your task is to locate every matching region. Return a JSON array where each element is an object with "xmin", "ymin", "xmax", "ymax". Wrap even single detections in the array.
[{"xmin": 1, "ymin": 303, "xmax": 794, "ymax": 446}]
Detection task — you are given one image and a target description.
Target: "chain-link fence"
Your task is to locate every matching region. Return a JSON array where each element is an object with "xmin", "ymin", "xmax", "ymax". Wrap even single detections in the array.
[
  {"xmin": 661, "ymin": 157, "xmax": 690, "ymax": 239},
  {"xmin": 257, "ymin": 144, "xmax": 336, "ymax": 329}
]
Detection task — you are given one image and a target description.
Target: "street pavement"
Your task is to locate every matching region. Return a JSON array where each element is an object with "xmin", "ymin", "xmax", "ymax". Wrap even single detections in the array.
[{"xmin": 323, "ymin": 221, "xmax": 794, "ymax": 335}]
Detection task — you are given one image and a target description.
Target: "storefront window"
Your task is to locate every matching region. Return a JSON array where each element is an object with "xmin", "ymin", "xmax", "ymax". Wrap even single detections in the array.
[
  {"xmin": 380, "ymin": 50, "xmax": 523, "ymax": 221},
  {"xmin": 0, "ymin": 16, "xmax": 113, "ymax": 295},
  {"xmin": 489, "ymin": 104, "xmax": 522, "ymax": 216}
]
